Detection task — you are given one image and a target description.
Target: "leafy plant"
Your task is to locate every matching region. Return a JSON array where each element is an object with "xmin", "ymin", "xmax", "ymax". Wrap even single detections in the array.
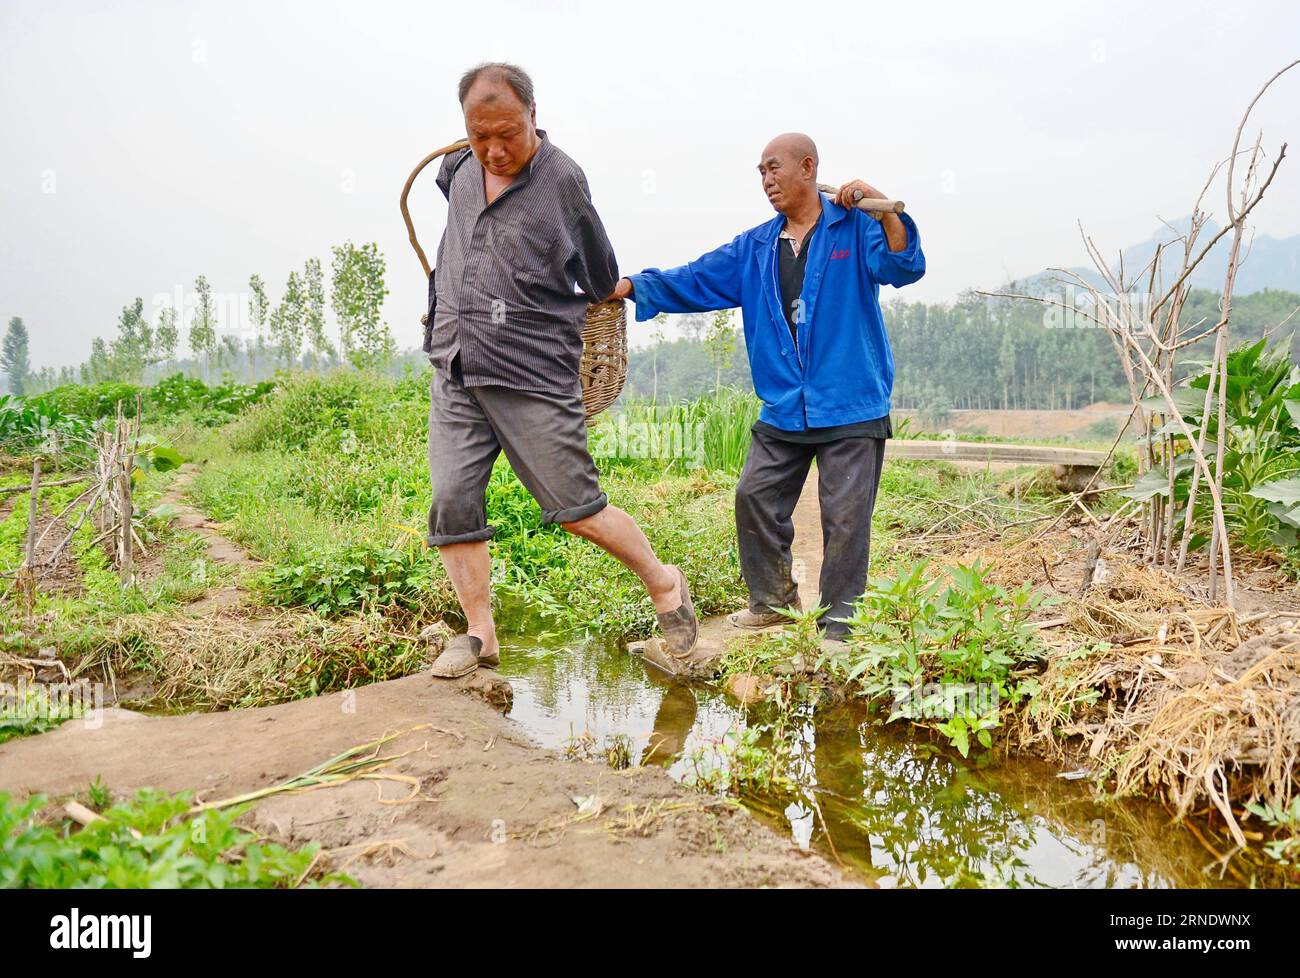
[
  {"xmin": 87, "ymin": 777, "xmax": 111, "ymax": 811},
  {"xmin": 259, "ymin": 541, "xmax": 433, "ymax": 615},
  {"xmin": 131, "ymin": 434, "xmax": 184, "ymax": 480},
  {"xmin": 1125, "ymin": 337, "xmax": 1300, "ymax": 551},
  {"xmin": 719, "ymin": 603, "xmax": 825, "ymax": 696},
  {"xmin": 0, "ymin": 790, "xmax": 351, "ymax": 888},
  {"xmin": 1244, "ymin": 797, "xmax": 1300, "ymax": 868},
  {"xmin": 684, "ymin": 724, "xmax": 793, "ymax": 796},
  {"xmin": 0, "ymin": 395, "xmax": 93, "ymax": 453},
  {"xmin": 825, "ymin": 559, "xmax": 1055, "ymax": 756},
  {"xmin": 28, "ymin": 381, "xmax": 140, "ymax": 421},
  {"xmin": 146, "ymin": 373, "xmax": 274, "ymax": 421}
]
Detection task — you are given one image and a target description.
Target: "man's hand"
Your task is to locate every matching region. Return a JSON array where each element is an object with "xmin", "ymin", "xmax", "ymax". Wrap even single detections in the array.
[
  {"xmin": 606, "ymin": 277, "xmax": 634, "ymax": 302},
  {"xmin": 836, "ymin": 179, "xmax": 909, "ymax": 252},
  {"xmin": 834, "ymin": 179, "xmax": 888, "ymax": 208}
]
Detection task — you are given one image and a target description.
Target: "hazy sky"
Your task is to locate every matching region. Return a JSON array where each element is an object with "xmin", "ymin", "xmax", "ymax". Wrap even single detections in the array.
[{"xmin": 3, "ymin": 0, "xmax": 1299, "ymax": 370}]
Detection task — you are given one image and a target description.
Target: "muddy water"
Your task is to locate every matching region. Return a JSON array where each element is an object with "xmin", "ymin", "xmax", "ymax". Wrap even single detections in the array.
[{"xmin": 496, "ymin": 624, "xmax": 1244, "ymax": 889}]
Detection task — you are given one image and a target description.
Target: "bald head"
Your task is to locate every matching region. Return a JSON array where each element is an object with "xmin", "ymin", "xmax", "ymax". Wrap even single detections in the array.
[
  {"xmin": 458, "ymin": 62, "xmax": 535, "ymax": 110},
  {"xmin": 757, "ymin": 132, "xmax": 821, "ymax": 218},
  {"xmin": 763, "ymin": 133, "xmax": 819, "ymax": 171}
]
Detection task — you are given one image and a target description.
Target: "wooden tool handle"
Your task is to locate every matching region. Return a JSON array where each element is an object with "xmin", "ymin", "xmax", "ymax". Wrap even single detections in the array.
[
  {"xmin": 817, "ymin": 183, "xmax": 905, "ymax": 218},
  {"xmin": 401, "ymin": 138, "xmax": 471, "ymax": 278}
]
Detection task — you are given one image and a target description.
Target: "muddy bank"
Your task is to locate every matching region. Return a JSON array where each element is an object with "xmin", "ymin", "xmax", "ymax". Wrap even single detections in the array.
[{"xmin": 0, "ymin": 669, "xmax": 853, "ymax": 888}]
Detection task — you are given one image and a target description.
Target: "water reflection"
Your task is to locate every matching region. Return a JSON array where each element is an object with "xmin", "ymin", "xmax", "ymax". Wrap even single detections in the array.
[{"xmin": 497, "ymin": 624, "xmax": 1244, "ymax": 888}]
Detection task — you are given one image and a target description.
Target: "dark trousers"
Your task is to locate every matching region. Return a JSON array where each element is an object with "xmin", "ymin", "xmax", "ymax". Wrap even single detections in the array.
[{"xmin": 734, "ymin": 427, "xmax": 887, "ymax": 640}]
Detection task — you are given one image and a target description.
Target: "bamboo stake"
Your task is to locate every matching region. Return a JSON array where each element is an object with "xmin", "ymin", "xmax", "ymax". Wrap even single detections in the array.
[
  {"xmin": 1176, "ymin": 336, "xmax": 1221, "ymax": 573},
  {"xmin": 0, "ymin": 474, "xmax": 89, "ymax": 496},
  {"xmin": 23, "ymin": 457, "xmax": 40, "ymax": 572},
  {"xmin": 118, "ymin": 412, "xmax": 134, "ymax": 588},
  {"xmin": 16, "ymin": 457, "xmax": 42, "ymax": 615},
  {"xmin": 980, "ymin": 62, "xmax": 1296, "ymax": 608}
]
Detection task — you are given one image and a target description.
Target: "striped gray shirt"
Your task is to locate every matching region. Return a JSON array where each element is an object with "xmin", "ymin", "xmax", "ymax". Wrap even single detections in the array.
[{"xmin": 428, "ymin": 130, "xmax": 619, "ymax": 393}]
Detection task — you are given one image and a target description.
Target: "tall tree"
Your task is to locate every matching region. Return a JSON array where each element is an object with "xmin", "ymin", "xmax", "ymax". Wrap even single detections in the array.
[
  {"xmin": 1, "ymin": 317, "xmax": 31, "ymax": 396},
  {"xmin": 155, "ymin": 306, "xmax": 179, "ymax": 367},
  {"xmin": 651, "ymin": 312, "xmax": 667, "ymax": 403},
  {"xmin": 248, "ymin": 273, "xmax": 270, "ymax": 377},
  {"xmin": 111, "ymin": 297, "xmax": 153, "ymax": 381},
  {"xmin": 302, "ymin": 257, "xmax": 333, "ymax": 365},
  {"xmin": 220, "ymin": 334, "xmax": 242, "ymax": 375},
  {"xmin": 83, "ymin": 337, "xmax": 112, "ymax": 384},
  {"xmin": 249, "ymin": 273, "xmax": 269, "ymax": 336},
  {"xmin": 705, "ymin": 308, "xmax": 736, "ymax": 396},
  {"xmin": 189, "ymin": 274, "xmax": 217, "ymax": 374},
  {"xmin": 331, "ymin": 241, "xmax": 392, "ymax": 369},
  {"xmin": 271, "ymin": 269, "xmax": 305, "ymax": 368}
]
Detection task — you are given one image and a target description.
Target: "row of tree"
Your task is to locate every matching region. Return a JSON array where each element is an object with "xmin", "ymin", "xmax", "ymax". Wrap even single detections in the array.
[
  {"xmin": 620, "ymin": 286, "xmax": 1299, "ymax": 411},
  {"xmin": 6, "ymin": 242, "xmax": 394, "ymax": 393},
  {"xmin": 8, "ymin": 271, "xmax": 1294, "ymax": 406}
]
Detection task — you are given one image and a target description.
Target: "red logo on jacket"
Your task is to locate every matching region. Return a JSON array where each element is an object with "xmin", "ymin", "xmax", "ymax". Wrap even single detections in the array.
[{"xmin": 829, "ymin": 248, "xmax": 851, "ymax": 260}]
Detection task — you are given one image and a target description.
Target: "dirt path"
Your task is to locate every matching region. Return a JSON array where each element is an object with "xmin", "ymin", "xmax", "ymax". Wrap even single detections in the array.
[
  {"xmin": 0, "ymin": 671, "xmax": 849, "ymax": 887},
  {"xmin": 0, "ymin": 466, "xmax": 853, "ymax": 888},
  {"xmin": 160, "ymin": 463, "xmax": 258, "ymax": 612}
]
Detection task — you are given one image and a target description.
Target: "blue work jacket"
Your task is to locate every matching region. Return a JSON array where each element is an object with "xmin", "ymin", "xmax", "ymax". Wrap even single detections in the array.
[{"xmin": 628, "ymin": 194, "xmax": 925, "ymax": 430}]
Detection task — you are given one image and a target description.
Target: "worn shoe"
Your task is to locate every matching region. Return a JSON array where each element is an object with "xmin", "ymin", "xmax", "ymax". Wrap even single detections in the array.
[
  {"xmin": 430, "ymin": 634, "xmax": 484, "ymax": 678},
  {"xmin": 726, "ymin": 601, "xmax": 800, "ymax": 630},
  {"xmin": 639, "ymin": 636, "xmax": 721, "ymax": 679},
  {"xmin": 655, "ymin": 565, "xmax": 699, "ymax": 659},
  {"xmin": 819, "ymin": 637, "xmax": 850, "ymax": 656}
]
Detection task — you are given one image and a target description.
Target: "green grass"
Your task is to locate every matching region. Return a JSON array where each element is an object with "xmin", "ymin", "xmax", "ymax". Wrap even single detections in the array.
[
  {"xmin": 0, "ymin": 789, "xmax": 350, "ymax": 888},
  {"xmin": 170, "ymin": 371, "xmax": 749, "ymax": 637},
  {"xmin": 1, "ymin": 369, "xmax": 1155, "ymax": 727},
  {"xmin": 0, "ymin": 686, "xmax": 78, "ymax": 744},
  {"xmin": 0, "ymin": 466, "xmax": 222, "ymax": 622},
  {"xmin": 598, "ymin": 387, "xmax": 761, "ymax": 477}
]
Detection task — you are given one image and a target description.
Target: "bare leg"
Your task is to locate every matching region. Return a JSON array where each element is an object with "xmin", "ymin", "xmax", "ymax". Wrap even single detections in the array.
[
  {"xmin": 435, "ymin": 541, "xmax": 499, "ymax": 658},
  {"xmin": 560, "ymin": 505, "xmax": 680, "ymax": 613}
]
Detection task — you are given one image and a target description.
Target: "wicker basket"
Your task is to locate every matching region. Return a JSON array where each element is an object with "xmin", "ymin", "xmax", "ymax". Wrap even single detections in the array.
[{"xmin": 401, "ymin": 138, "xmax": 627, "ymax": 426}]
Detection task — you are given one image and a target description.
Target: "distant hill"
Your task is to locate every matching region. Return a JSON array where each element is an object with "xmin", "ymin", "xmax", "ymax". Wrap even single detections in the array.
[{"xmin": 1015, "ymin": 216, "xmax": 1300, "ymax": 296}]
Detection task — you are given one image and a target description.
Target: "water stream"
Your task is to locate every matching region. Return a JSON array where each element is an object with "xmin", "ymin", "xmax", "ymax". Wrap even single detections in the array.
[{"xmin": 496, "ymin": 624, "xmax": 1245, "ymax": 888}]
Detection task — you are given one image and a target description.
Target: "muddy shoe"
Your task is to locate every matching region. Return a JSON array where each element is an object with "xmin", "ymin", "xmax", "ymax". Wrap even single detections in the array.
[
  {"xmin": 655, "ymin": 565, "xmax": 699, "ymax": 659},
  {"xmin": 640, "ymin": 636, "xmax": 721, "ymax": 680},
  {"xmin": 430, "ymin": 634, "xmax": 483, "ymax": 679},
  {"xmin": 727, "ymin": 608, "xmax": 784, "ymax": 629},
  {"xmin": 772, "ymin": 654, "xmax": 816, "ymax": 676},
  {"xmin": 818, "ymin": 637, "xmax": 849, "ymax": 657}
]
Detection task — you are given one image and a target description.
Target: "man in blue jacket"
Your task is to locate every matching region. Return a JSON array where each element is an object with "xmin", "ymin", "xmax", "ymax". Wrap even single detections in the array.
[{"xmin": 610, "ymin": 132, "xmax": 925, "ymax": 645}]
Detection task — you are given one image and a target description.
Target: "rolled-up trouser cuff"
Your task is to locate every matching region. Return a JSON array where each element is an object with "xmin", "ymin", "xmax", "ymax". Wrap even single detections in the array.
[
  {"xmin": 543, "ymin": 492, "xmax": 608, "ymax": 526},
  {"xmin": 750, "ymin": 591, "xmax": 800, "ymax": 616},
  {"xmin": 427, "ymin": 525, "xmax": 498, "ymax": 548}
]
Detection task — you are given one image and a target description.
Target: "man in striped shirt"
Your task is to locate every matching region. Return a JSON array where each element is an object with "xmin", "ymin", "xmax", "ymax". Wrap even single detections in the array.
[{"xmin": 424, "ymin": 63, "xmax": 700, "ymax": 678}]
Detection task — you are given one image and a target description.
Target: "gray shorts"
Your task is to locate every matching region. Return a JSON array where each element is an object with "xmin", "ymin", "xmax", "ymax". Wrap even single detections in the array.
[{"xmin": 426, "ymin": 359, "xmax": 608, "ymax": 547}]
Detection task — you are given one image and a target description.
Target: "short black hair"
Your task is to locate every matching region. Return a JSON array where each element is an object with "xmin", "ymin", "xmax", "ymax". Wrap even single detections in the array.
[{"xmin": 458, "ymin": 62, "xmax": 535, "ymax": 109}]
